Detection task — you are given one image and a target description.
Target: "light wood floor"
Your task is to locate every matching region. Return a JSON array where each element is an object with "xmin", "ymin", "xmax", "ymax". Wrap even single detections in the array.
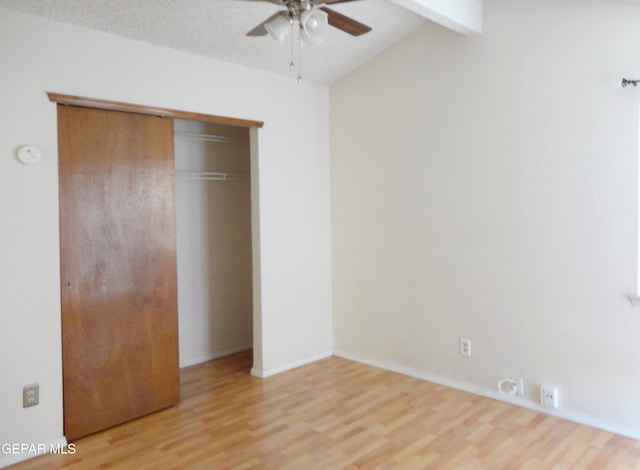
[{"xmin": 10, "ymin": 350, "xmax": 640, "ymax": 469}]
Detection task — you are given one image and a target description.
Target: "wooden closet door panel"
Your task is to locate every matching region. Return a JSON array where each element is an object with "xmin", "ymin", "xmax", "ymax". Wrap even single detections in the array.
[{"xmin": 58, "ymin": 105, "xmax": 179, "ymax": 441}]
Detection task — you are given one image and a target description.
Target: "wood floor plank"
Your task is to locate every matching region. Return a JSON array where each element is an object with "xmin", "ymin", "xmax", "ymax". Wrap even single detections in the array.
[{"xmin": 8, "ymin": 350, "xmax": 640, "ymax": 469}]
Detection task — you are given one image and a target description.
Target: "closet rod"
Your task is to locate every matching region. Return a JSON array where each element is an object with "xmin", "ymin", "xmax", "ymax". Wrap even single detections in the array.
[
  {"xmin": 176, "ymin": 171, "xmax": 249, "ymax": 181},
  {"xmin": 174, "ymin": 132, "xmax": 249, "ymax": 144}
]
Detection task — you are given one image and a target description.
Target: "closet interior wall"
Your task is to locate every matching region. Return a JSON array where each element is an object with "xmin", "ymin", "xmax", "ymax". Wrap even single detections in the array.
[{"xmin": 174, "ymin": 119, "xmax": 253, "ymax": 368}]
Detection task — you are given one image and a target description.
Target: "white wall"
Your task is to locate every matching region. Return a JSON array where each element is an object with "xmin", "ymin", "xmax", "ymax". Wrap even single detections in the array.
[
  {"xmin": 0, "ymin": 7, "xmax": 332, "ymax": 466},
  {"xmin": 332, "ymin": 0, "xmax": 640, "ymax": 437}
]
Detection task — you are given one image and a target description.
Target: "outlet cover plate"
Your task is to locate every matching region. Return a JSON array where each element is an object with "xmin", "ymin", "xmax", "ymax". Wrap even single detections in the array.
[
  {"xmin": 23, "ymin": 383, "xmax": 39, "ymax": 408},
  {"xmin": 460, "ymin": 338, "xmax": 471, "ymax": 357},
  {"xmin": 541, "ymin": 385, "xmax": 558, "ymax": 408}
]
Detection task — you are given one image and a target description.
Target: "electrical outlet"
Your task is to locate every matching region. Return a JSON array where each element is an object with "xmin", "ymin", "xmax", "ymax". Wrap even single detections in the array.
[
  {"xmin": 460, "ymin": 338, "xmax": 471, "ymax": 357},
  {"xmin": 540, "ymin": 385, "xmax": 559, "ymax": 408},
  {"xmin": 23, "ymin": 383, "xmax": 39, "ymax": 408}
]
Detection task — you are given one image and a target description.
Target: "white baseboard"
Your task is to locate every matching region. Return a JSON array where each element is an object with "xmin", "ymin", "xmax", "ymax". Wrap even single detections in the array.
[
  {"xmin": 179, "ymin": 343, "xmax": 253, "ymax": 368},
  {"xmin": 333, "ymin": 348, "xmax": 640, "ymax": 441},
  {"xmin": 0, "ymin": 436, "xmax": 68, "ymax": 469},
  {"xmin": 251, "ymin": 349, "xmax": 333, "ymax": 378}
]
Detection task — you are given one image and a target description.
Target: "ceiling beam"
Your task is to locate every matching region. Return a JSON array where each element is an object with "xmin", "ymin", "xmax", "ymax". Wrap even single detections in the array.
[{"xmin": 388, "ymin": 0, "xmax": 482, "ymax": 35}]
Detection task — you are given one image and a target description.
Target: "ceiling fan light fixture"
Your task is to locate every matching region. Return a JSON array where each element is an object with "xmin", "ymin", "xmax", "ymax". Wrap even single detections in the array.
[
  {"xmin": 265, "ymin": 12, "xmax": 292, "ymax": 44},
  {"xmin": 300, "ymin": 9, "xmax": 328, "ymax": 40}
]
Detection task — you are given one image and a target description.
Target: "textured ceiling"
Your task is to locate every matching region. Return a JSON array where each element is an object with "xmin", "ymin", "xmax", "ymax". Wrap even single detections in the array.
[{"xmin": 0, "ymin": 0, "xmax": 426, "ymax": 84}]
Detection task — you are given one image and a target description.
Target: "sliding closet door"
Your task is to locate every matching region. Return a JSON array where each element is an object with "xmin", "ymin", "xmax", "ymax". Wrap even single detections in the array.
[{"xmin": 58, "ymin": 105, "xmax": 179, "ymax": 441}]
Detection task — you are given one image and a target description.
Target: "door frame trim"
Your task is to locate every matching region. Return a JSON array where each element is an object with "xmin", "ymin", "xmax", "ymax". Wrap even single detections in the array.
[{"xmin": 47, "ymin": 92, "xmax": 264, "ymax": 129}]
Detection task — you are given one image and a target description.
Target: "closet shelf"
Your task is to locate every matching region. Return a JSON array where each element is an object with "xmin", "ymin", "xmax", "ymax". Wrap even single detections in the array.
[
  {"xmin": 176, "ymin": 171, "xmax": 249, "ymax": 181},
  {"xmin": 174, "ymin": 132, "xmax": 249, "ymax": 144}
]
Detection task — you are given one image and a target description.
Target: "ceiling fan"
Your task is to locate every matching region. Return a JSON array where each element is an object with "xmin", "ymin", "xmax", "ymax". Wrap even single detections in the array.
[
  {"xmin": 244, "ymin": 0, "xmax": 371, "ymax": 81},
  {"xmin": 245, "ymin": 0, "xmax": 372, "ymax": 42}
]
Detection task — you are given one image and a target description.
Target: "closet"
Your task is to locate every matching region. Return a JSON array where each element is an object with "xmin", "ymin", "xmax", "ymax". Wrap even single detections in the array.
[
  {"xmin": 52, "ymin": 93, "xmax": 260, "ymax": 441},
  {"xmin": 174, "ymin": 119, "xmax": 253, "ymax": 367}
]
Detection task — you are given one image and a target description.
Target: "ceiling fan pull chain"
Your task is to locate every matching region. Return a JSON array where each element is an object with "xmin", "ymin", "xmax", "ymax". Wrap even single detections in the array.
[
  {"xmin": 289, "ymin": 16, "xmax": 295, "ymax": 71},
  {"xmin": 297, "ymin": 23, "xmax": 303, "ymax": 82}
]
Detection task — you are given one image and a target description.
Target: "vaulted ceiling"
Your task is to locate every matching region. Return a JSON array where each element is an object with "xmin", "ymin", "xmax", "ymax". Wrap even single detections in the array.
[{"xmin": 0, "ymin": 0, "xmax": 482, "ymax": 84}]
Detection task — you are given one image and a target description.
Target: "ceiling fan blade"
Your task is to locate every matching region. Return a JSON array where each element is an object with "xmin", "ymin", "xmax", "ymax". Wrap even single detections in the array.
[
  {"xmin": 320, "ymin": 7, "xmax": 372, "ymax": 36},
  {"xmin": 321, "ymin": 0, "xmax": 362, "ymax": 4},
  {"xmin": 247, "ymin": 12, "xmax": 283, "ymax": 36}
]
